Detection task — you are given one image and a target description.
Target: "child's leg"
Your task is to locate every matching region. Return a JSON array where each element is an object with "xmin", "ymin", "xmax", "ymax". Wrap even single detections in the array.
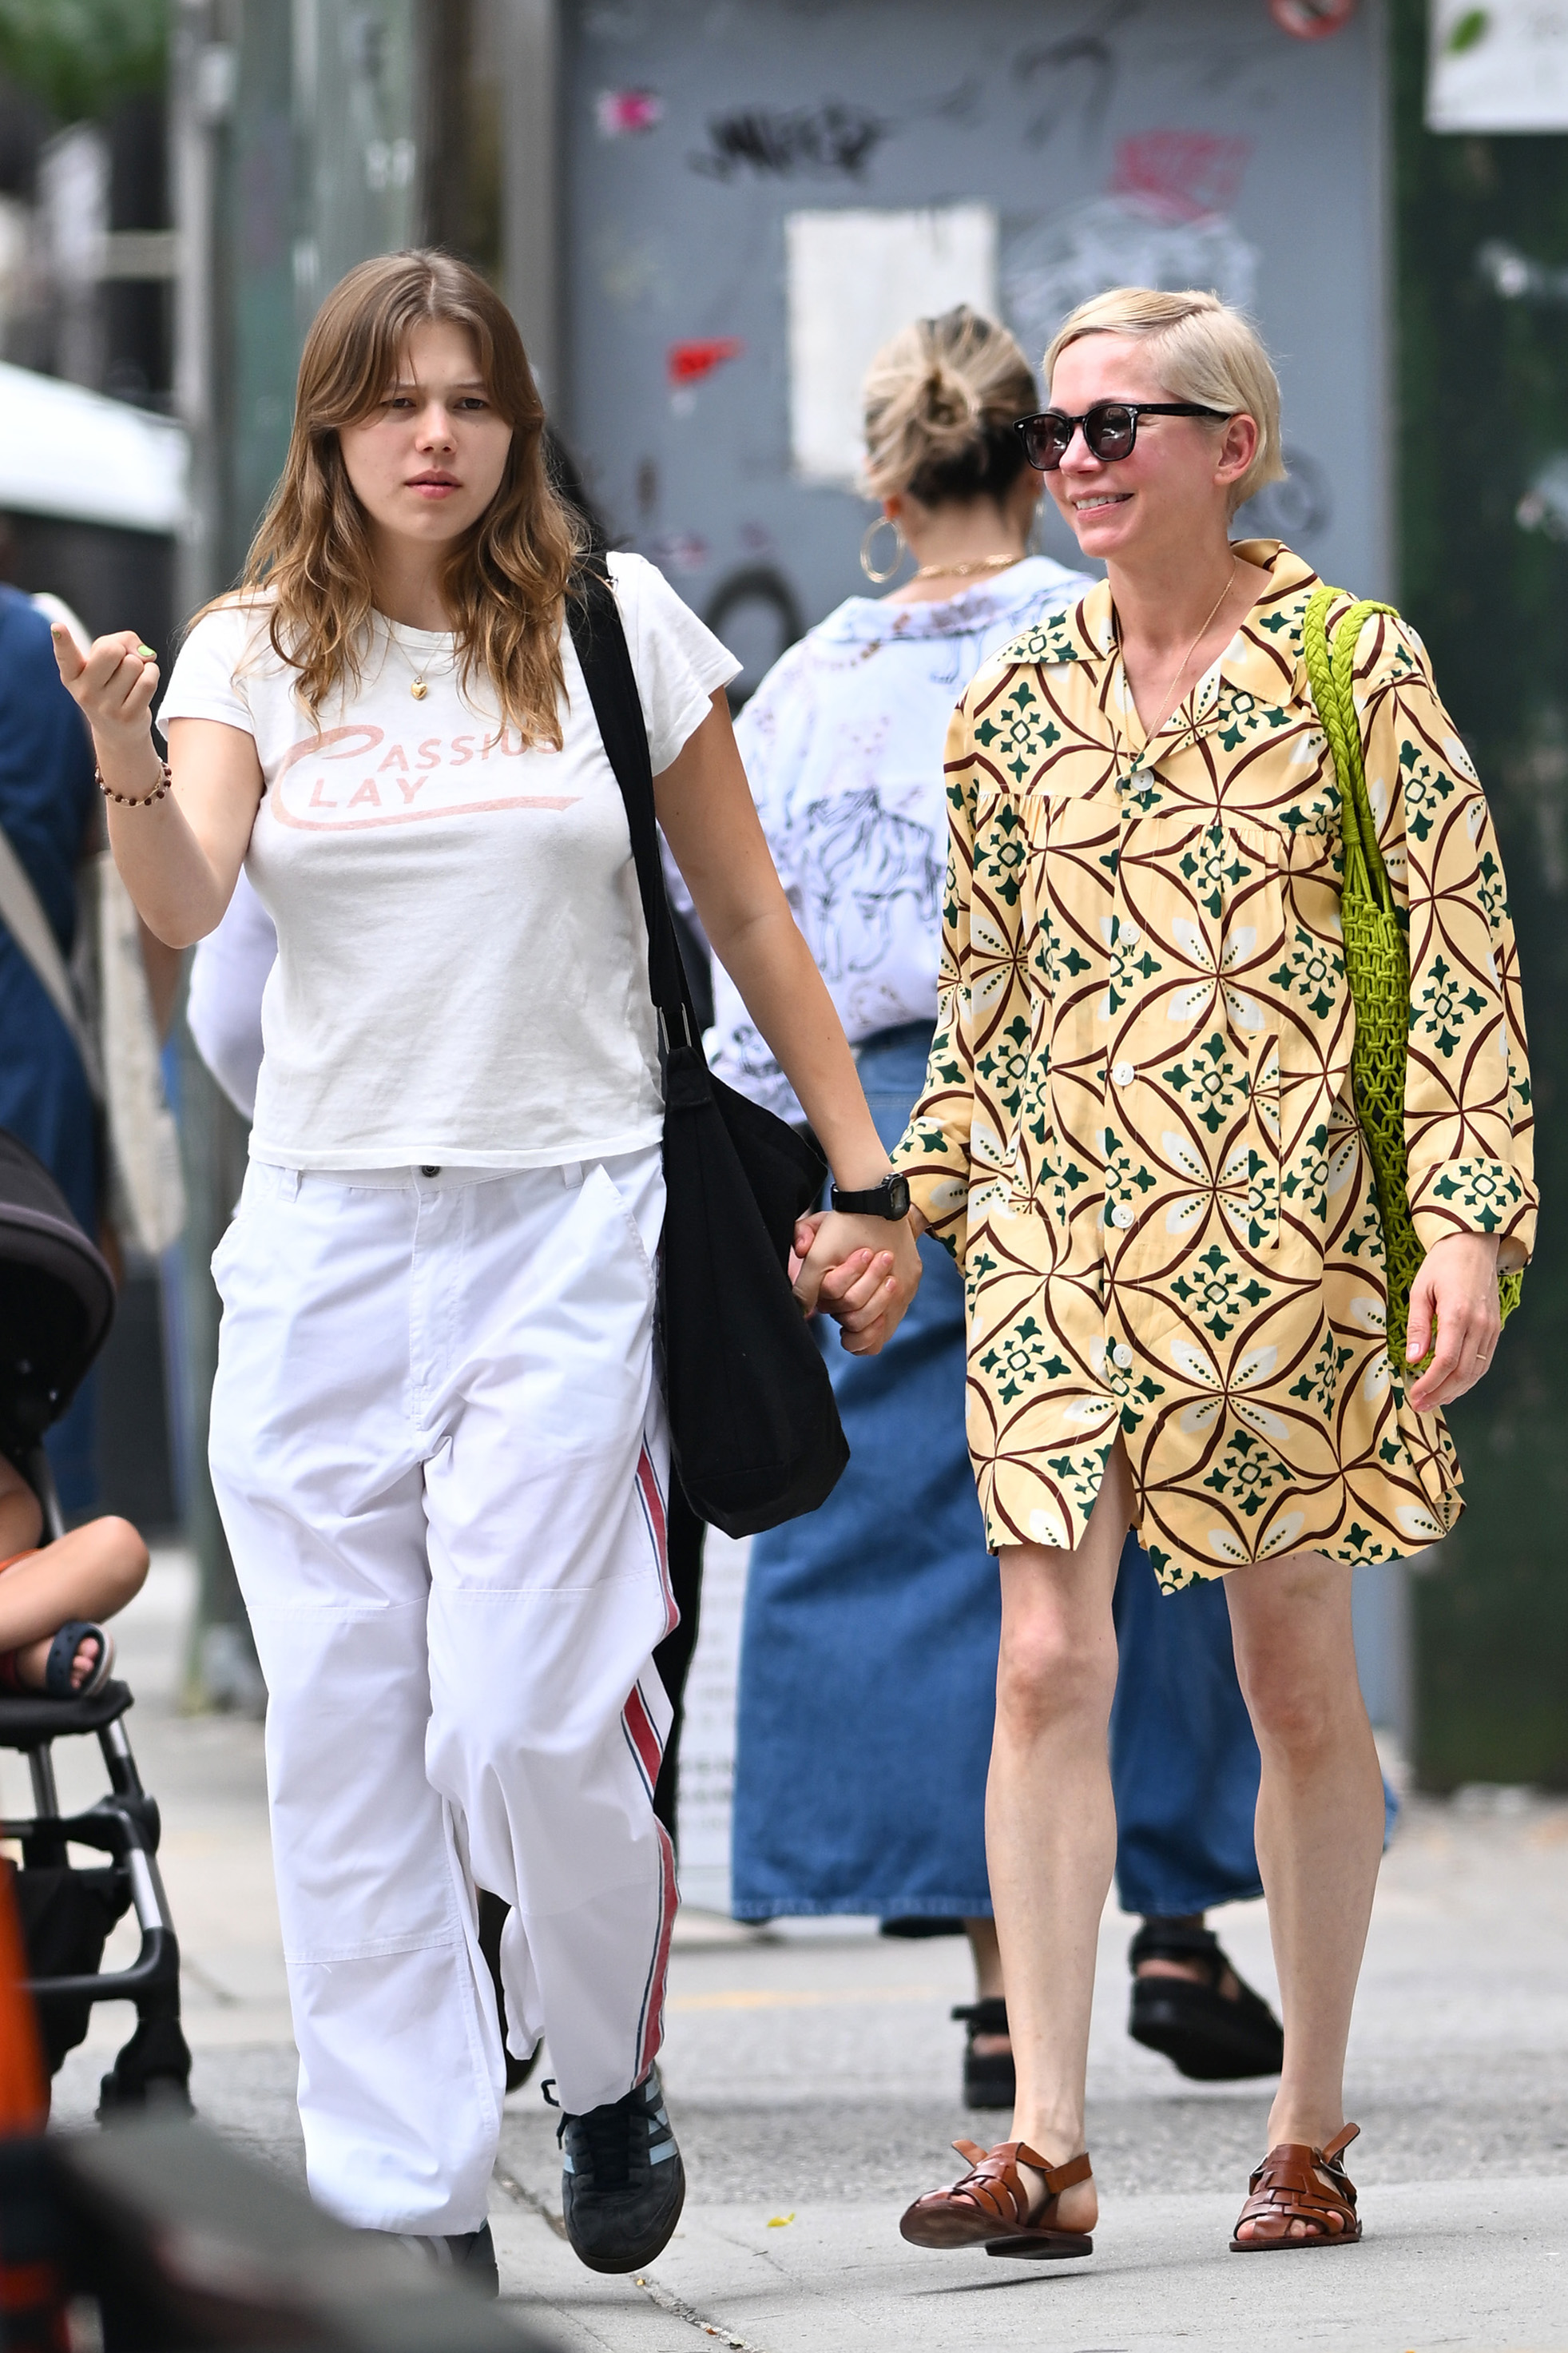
[{"xmin": 0, "ymin": 1516, "xmax": 149, "ymax": 1688}]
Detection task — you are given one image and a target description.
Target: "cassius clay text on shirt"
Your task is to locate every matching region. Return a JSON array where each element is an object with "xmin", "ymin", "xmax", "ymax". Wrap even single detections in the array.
[{"xmin": 159, "ymin": 554, "xmax": 738, "ymax": 1171}]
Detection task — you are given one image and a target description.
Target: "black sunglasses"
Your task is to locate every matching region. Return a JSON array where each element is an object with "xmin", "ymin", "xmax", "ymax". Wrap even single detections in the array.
[{"xmin": 1014, "ymin": 401, "xmax": 1233, "ymax": 472}]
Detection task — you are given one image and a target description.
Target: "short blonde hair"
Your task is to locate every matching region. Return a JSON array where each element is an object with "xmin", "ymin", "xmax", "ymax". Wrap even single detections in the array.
[
  {"xmin": 1044, "ymin": 287, "xmax": 1284, "ymax": 514},
  {"xmin": 862, "ymin": 305, "xmax": 1037, "ymax": 506}
]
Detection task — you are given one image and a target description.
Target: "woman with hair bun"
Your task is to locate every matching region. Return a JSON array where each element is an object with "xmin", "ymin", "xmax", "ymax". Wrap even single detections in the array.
[
  {"xmin": 717, "ymin": 305, "xmax": 1291, "ymax": 2109},
  {"xmin": 716, "ymin": 311, "xmax": 1088, "ymax": 2044},
  {"xmin": 842, "ymin": 287, "xmax": 1534, "ymax": 2257},
  {"xmin": 52, "ymin": 248, "xmax": 919, "ymax": 2290}
]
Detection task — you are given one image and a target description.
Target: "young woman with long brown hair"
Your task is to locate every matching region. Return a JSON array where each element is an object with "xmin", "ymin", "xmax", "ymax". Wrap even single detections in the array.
[{"xmin": 53, "ymin": 250, "xmax": 917, "ymax": 2290}]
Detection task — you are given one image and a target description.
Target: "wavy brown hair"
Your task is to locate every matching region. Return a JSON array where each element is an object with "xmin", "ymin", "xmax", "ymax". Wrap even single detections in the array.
[{"xmin": 232, "ymin": 249, "xmax": 582, "ymax": 745}]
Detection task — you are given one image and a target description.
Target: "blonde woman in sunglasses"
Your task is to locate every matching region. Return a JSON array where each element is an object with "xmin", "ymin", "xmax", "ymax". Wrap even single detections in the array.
[{"xmin": 812, "ymin": 286, "xmax": 1534, "ymax": 2260}]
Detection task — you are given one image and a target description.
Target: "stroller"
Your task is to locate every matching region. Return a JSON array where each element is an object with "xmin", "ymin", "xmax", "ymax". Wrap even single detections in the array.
[{"xmin": 0, "ymin": 1127, "xmax": 193, "ymax": 2113}]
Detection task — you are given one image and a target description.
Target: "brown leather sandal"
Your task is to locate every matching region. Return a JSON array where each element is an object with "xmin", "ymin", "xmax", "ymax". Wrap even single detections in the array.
[
  {"xmin": 899, "ymin": 2139, "xmax": 1094, "ymax": 2260},
  {"xmin": 1229, "ymin": 2123, "xmax": 1361, "ymax": 2252}
]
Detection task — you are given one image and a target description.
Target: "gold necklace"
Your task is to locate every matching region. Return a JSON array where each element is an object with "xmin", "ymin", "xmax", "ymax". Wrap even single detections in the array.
[
  {"xmin": 383, "ymin": 622, "xmax": 453, "ymax": 702},
  {"xmin": 1143, "ymin": 556, "xmax": 1239, "ymax": 734},
  {"xmin": 911, "ymin": 551, "xmax": 1024, "ymax": 582}
]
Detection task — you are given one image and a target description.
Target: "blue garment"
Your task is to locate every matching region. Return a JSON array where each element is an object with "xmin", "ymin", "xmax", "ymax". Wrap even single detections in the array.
[
  {"xmin": 710, "ymin": 557, "xmax": 1094, "ymax": 1124},
  {"xmin": 731, "ymin": 1023, "xmax": 1272, "ymax": 1921},
  {"xmin": 732, "ymin": 1023, "xmax": 1000, "ymax": 1918},
  {"xmin": 0, "ymin": 586, "xmax": 99, "ymax": 1506},
  {"xmin": 1110, "ymin": 1552, "xmax": 1264, "ymax": 1915}
]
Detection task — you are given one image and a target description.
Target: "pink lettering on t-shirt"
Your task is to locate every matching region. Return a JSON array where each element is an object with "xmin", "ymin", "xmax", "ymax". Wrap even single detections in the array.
[
  {"xmin": 280, "ymin": 725, "xmax": 384, "ymax": 779},
  {"xmin": 416, "ymin": 739, "xmax": 441, "ymax": 769},
  {"xmin": 348, "ymin": 779, "xmax": 382, "ymax": 808},
  {"xmin": 395, "ymin": 777, "xmax": 424, "ymax": 804},
  {"xmin": 451, "ymin": 736, "xmax": 474, "ymax": 765},
  {"xmin": 309, "ymin": 778, "xmax": 338, "ymax": 809},
  {"xmin": 378, "ymin": 745, "xmax": 411, "ymax": 772}
]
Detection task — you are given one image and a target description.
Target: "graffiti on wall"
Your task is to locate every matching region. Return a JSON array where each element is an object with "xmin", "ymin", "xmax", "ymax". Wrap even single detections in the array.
[
  {"xmin": 1002, "ymin": 132, "xmax": 1259, "ymax": 368},
  {"xmin": 690, "ymin": 101, "xmax": 889, "ymax": 181}
]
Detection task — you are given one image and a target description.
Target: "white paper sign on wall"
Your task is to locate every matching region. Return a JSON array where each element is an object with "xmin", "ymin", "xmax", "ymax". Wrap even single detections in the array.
[
  {"xmin": 785, "ymin": 204, "xmax": 998, "ymax": 487},
  {"xmin": 1427, "ymin": 1, "xmax": 1568, "ymax": 132}
]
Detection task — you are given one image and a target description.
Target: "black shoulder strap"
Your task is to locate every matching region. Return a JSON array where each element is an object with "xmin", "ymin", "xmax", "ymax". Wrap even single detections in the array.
[{"xmin": 566, "ymin": 566, "xmax": 698, "ymax": 1047}]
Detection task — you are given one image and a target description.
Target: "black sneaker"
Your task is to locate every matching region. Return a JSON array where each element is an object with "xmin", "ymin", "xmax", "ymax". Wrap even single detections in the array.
[
  {"xmin": 555, "ymin": 2065, "xmax": 685, "ymax": 2274},
  {"xmin": 375, "ymin": 2223, "xmax": 498, "ymax": 2299}
]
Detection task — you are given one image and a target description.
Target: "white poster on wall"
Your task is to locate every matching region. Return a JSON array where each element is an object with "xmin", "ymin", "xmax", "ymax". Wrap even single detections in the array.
[
  {"xmin": 785, "ymin": 203, "xmax": 998, "ymax": 487},
  {"xmin": 1427, "ymin": 1, "xmax": 1568, "ymax": 132}
]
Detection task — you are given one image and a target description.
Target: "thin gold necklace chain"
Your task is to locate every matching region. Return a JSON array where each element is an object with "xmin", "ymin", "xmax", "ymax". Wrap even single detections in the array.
[
  {"xmin": 1144, "ymin": 555, "xmax": 1240, "ymax": 736},
  {"xmin": 911, "ymin": 550, "xmax": 1024, "ymax": 582},
  {"xmin": 383, "ymin": 620, "xmax": 456, "ymax": 702}
]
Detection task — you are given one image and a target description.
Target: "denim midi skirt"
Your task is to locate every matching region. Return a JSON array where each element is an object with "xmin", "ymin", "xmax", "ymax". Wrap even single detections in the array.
[{"xmin": 730, "ymin": 1023, "xmax": 998, "ymax": 1921}]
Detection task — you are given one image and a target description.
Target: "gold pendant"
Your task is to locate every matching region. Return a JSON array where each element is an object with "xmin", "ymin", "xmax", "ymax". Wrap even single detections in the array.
[{"xmin": 410, "ymin": 678, "xmax": 427, "ymax": 700}]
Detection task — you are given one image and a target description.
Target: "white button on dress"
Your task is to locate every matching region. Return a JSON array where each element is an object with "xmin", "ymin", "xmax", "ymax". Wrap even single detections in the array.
[
  {"xmin": 1111, "ymin": 1060, "xmax": 1135, "ymax": 1087},
  {"xmin": 1111, "ymin": 1203, "xmax": 1134, "ymax": 1229},
  {"xmin": 1113, "ymin": 1343, "xmax": 1133, "ymax": 1369}
]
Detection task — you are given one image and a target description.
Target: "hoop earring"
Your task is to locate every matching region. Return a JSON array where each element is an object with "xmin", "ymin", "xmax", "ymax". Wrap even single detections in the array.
[{"xmin": 859, "ymin": 515, "xmax": 905, "ymax": 583}]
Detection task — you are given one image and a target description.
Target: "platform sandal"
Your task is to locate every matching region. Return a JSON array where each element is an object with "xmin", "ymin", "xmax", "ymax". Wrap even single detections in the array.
[
  {"xmin": 899, "ymin": 2139, "xmax": 1094, "ymax": 2260},
  {"xmin": 951, "ymin": 1997, "xmax": 1015, "ymax": 2110},
  {"xmin": 1230, "ymin": 2123, "xmax": 1361, "ymax": 2252},
  {"xmin": 0, "ymin": 1620, "xmax": 114, "ymax": 1700},
  {"xmin": 1128, "ymin": 1918, "xmax": 1284, "ymax": 2081}
]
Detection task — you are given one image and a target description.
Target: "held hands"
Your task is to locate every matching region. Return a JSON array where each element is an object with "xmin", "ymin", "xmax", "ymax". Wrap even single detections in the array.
[
  {"xmin": 1405, "ymin": 1231, "xmax": 1502, "ymax": 1413},
  {"xmin": 792, "ymin": 1206, "xmax": 923, "ymax": 1356}
]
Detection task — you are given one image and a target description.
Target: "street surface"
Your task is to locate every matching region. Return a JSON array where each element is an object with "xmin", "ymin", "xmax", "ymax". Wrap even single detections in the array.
[{"xmin": 12, "ymin": 1550, "xmax": 1568, "ymax": 2352}]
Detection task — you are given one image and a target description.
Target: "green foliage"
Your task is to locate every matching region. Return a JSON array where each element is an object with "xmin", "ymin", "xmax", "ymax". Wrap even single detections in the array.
[
  {"xmin": 1444, "ymin": 7, "xmax": 1490, "ymax": 54},
  {"xmin": 0, "ymin": 0, "xmax": 167, "ymax": 122}
]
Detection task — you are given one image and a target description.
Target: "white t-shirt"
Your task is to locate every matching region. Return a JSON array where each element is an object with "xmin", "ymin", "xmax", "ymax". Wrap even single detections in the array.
[
  {"xmin": 161, "ymin": 554, "xmax": 738, "ymax": 1169},
  {"xmin": 185, "ymin": 868, "xmax": 276, "ymax": 1121}
]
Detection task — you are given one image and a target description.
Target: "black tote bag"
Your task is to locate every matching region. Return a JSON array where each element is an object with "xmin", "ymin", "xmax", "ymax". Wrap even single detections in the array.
[{"xmin": 566, "ymin": 569, "xmax": 849, "ymax": 1538}]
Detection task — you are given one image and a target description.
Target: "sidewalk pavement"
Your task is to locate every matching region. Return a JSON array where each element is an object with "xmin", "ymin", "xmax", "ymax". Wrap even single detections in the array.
[{"xmin": 14, "ymin": 1549, "xmax": 1568, "ymax": 2351}]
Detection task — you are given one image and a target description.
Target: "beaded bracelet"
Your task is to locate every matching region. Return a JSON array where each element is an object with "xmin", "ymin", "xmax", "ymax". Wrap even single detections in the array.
[{"xmin": 97, "ymin": 760, "xmax": 172, "ymax": 807}]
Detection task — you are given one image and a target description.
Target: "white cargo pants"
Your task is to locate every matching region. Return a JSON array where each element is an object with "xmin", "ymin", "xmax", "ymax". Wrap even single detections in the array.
[{"xmin": 208, "ymin": 1151, "xmax": 677, "ymax": 2233}]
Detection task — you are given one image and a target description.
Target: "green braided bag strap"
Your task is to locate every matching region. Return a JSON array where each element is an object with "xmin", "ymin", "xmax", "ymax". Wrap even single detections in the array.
[
  {"xmin": 1301, "ymin": 586, "xmax": 1398, "ymax": 919},
  {"xmin": 1301, "ymin": 582, "xmax": 1522, "ymax": 1372}
]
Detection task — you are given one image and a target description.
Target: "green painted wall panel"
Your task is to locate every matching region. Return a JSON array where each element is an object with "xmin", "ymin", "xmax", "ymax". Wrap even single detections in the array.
[
  {"xmin": 220, "ymin": 0, "xmax": 423, "ymax": 574},
  {"xmin": 1394, "ymin": 0, "xmax": 1568, "ymax": 1786}
]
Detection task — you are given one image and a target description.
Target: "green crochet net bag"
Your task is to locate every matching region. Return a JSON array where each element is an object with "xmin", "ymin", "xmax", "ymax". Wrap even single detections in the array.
[{"xmin": 1301, "ymin": 583, "xmax": 1522, "ymax": 1374}]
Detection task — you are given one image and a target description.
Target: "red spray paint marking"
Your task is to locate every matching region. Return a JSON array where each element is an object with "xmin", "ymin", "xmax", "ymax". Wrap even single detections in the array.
[
  {"xmin": 597, "ymin": 89, "xmax": 664, "ymax": 137},
  {"xmin": 1268, "ymin": 0, "xmax": 1356, "ymax": 38},
  {"xmin": 1111, "ymin": 132, "xmax": 1253, "ymax": 222},
  {"xmin": 667, "ymin": 337, "xmax": 745, "ymax": 388}
]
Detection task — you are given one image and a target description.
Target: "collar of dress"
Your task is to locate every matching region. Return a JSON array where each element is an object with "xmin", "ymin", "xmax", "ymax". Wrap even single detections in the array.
[{"xmin": 1031, "ymin": 537, "xmax": 1324, "ymax": 761}]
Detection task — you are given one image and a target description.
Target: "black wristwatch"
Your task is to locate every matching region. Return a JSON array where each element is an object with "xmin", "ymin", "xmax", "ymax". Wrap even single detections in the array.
[{"xmin": 829, "ymin": 1173, "xmax": 911, "ymax": 1220}]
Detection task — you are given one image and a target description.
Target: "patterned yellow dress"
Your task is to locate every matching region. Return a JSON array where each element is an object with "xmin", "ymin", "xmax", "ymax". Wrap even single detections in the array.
[{"xmin": 889, "ymin": 540, "xmax": 1536, "ymax": 1588}]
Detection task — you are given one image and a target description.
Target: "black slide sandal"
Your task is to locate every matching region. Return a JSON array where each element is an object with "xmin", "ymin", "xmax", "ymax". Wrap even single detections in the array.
[
  {"xmin": 42, "ymin": 1620, "xmax": 114, "ymax": 1699},
  {"xmin": 1128, "ymin": 1919, "xmax": 1283, "ymax": 2081},
  {"xmin": 952, "ymin": 1997, "xmax": 1016, "ymax": 2110}
]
